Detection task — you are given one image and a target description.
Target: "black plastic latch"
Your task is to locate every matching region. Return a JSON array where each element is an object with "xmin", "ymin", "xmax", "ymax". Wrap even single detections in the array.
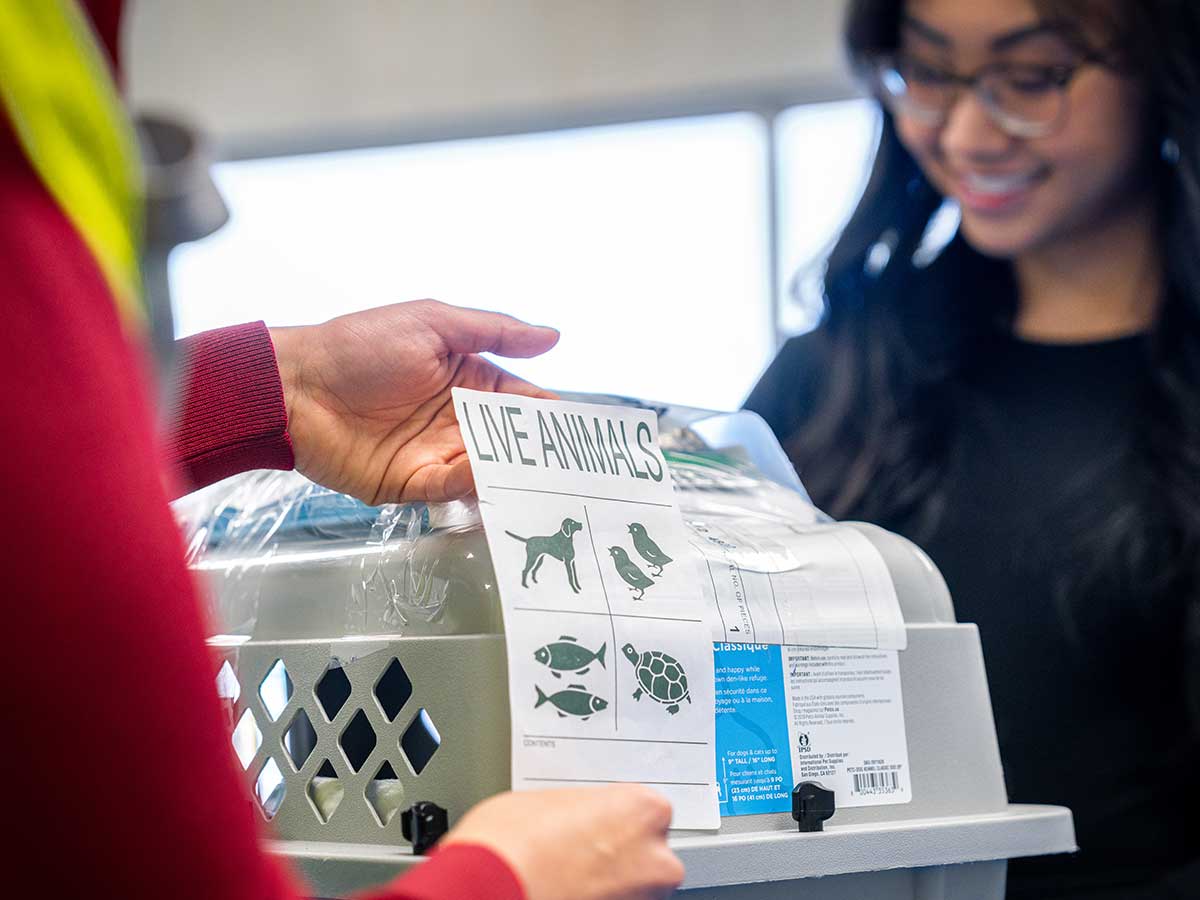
[
  {"xmin": 401, "ymin": 801, "xmax": 450, "ymax": 855},
  {"xmin": 791, "ymin": 781, "xmax": 836, "ymax": 832}
]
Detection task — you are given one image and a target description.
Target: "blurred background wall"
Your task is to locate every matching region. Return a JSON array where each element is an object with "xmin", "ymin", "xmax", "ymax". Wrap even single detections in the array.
[
  {"xmin": 125, "ymin": 0, "xmax": 854, "ymax": 154},
  {"xmin": 123, "ymin": 1, "xmax": 881, "ymax": 411}
]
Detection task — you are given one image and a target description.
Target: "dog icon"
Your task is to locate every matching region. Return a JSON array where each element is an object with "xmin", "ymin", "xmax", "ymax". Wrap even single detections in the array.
[{"xmin": 506, "ymin": 518, "xmax": 584, "ymax": 592}]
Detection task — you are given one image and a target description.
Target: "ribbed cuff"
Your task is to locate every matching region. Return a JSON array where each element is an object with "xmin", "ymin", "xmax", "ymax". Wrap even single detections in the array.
[
  {"xmin": 382, "ymin": 844, "xmax": 526, "ymax": 900},
  {"xmin": 165, "ymin": 321, "xmax": 294, "ymax": 494}
]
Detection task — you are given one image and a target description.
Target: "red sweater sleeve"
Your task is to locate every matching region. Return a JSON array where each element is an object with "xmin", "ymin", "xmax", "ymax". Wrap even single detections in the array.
[
  {"xmin": 0, "ymin": 96, "xmax": 522, "ymax": 900},
  {"xmin": 165, "ymin": 321, "xmax": 296, "ymax": 494},
  {"xmin": 391, "ymin": 846, "xmax": 526, "ymax": 900}
]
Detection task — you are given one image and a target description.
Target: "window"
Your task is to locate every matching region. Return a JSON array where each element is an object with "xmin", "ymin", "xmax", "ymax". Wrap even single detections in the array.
[
  {"xmin": 169, "ymin": 103, "xmax": 882, "ymax": 412},
  {"xmin": 774, "ymin": 99, "xmax": 880, "ymax": 335},
  {"xmin": 170, "ymin": 114, "xmax": 771, "ymax": 411}
]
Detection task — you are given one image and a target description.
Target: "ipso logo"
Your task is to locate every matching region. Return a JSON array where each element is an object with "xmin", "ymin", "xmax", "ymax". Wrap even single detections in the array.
[{"xmin": 797, "ymin": 733, "xmax": 812, "ymax": 753}]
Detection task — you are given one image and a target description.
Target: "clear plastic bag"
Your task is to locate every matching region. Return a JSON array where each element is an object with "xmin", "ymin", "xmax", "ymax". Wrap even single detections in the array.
[{"xmin": 176, "ymin": 400, "xmax": 825, "ymax": 639}]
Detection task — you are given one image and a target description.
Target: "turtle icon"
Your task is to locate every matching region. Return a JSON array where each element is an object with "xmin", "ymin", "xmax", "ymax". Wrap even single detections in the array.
[{"xmin": 622, "ymin": 643, "xmax": 691, "ymax": 715}]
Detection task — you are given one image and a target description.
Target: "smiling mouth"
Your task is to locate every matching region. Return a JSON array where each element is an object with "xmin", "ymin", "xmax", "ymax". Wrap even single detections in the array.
[{"xmin": 955, "ymin": 168, "xmax": 1049, "ymax": 212}]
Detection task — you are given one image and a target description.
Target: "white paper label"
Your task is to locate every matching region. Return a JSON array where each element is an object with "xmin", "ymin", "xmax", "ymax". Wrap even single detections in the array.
[
  {"xmin": 690, "ymin": 520, "xmax": 907, "ymax": 650},
  {"xmin": 784, "ymin": 645, "xmax": 911, "ymax": 807},
  {"xmin": 453, "ymin": 389, "xmax": 720, "ymax": 830}
]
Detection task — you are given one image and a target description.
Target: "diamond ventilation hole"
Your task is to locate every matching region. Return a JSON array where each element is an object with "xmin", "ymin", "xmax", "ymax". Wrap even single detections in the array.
[
  {"xmin": 307, "ymin": 761, "xmax": 344, "ymax": 824},
  {"xmin": 338, "ymin": 709, "xmax": 377, "ymax": 773},
  {"xmin": 315, "ymin": 665, "xmax": 352, "ymax": 721},
  {"xmin": 255, "ymin": 758, "xmax": 286, "ymax": 820},
  {"xmin": 400, "ymin": 708, "xmax": 441, "ymax": 775},
  {"xmin": 232, "ymin": 708, "xmax": 262, "ymax": 770},
  {"xmin": 283, "ymin": 708, "xmax": 316, "ymax": 771},
  {"xmin": 215, "ymin": 660, "xmax": 241, "ymax": 703},
  {"xmin": 365, "ymin": 760, "xmax": 405, "ymax": 826},
  {"xmin": 259, "ymin": 659, "xmax": 293, "ymax": 722},
  {"xmin": 373, "ymin": 658, "xmax": 413, "ymax": 722}
]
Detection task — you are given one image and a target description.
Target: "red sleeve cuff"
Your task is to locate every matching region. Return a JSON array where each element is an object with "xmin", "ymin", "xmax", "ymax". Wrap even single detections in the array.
[
  {"xmin": 165, "ymin": 321, "xmax": 295, "ymax": 495},
  {"xmin": 377, "ymin": 844, "xmax": 525, "ymax": 900}
]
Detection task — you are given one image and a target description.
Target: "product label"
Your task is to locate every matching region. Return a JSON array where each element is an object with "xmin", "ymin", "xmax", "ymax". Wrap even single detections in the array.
[{"xmin": 714, "ymin": 643, "xmax": 911, "ymax": 816}]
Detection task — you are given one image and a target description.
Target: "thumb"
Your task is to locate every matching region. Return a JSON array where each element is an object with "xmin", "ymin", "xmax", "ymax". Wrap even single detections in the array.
[{"xmin": 429, "ymin": 303, "xmax": 560, "ymax": 358}]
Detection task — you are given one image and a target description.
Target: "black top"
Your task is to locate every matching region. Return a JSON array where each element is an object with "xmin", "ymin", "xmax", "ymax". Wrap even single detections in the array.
[{"xmin": 746, "ymin": 329, "xmax": 1200, "ymax": 898}]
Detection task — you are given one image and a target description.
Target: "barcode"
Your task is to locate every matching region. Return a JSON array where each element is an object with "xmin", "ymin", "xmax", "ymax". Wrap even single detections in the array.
[{"xmin": 852, "ymin": 770, "xmax": 901, "ymax": 794}]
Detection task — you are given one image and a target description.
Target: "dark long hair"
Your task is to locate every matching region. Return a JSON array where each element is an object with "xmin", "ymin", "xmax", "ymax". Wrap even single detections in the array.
[{"xmin": 793, "ymin": 0, "xmax": 1200, "ymax": 628}]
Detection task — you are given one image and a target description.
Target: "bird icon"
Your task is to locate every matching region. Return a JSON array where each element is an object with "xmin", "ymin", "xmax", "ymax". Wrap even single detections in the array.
[
  {"xmin": 608, "ymin": 546, "xmax": 655, "ymax": 601},
  {"xmin": 627, "ymin": 523, "xmax": 672, "ymax": 577}
]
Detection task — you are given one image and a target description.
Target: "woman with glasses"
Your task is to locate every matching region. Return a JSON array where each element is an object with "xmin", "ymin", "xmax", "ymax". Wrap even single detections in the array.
[{"xmin": 746, "ymin": 1, "xmax": 1199, "ymax": 897}]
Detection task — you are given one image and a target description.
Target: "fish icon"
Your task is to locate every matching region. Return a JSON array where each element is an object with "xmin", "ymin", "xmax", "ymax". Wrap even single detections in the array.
[
  {"xmin": 534, "ymin": 635, "xmax": 607, "ymax": 678},
  {"xmin": 535, "ymin": 684, "xmax": 609, "ymax": 720},
  {"xmin": 628, "ymin": 523, "xmax": 672, "ymax": 576},
  {"xmin": 608, "ymin": 546, "xmax": 654, "ymax": 601}
]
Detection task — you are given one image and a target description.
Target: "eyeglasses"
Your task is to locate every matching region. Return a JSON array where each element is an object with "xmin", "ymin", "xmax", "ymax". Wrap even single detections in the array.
[{"xmin": 871, "ymin": 54, "xmax": 1096, "ymax": 138}]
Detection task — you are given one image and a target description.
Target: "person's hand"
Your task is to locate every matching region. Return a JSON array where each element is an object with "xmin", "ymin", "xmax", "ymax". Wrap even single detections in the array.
[
  {"xmin": 440, "ymin": 784, "xmax": 684, "ymax": 900},
  {"xmin": 269, "ymin": 300, "xmax": 559, "ymax": 504}
]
